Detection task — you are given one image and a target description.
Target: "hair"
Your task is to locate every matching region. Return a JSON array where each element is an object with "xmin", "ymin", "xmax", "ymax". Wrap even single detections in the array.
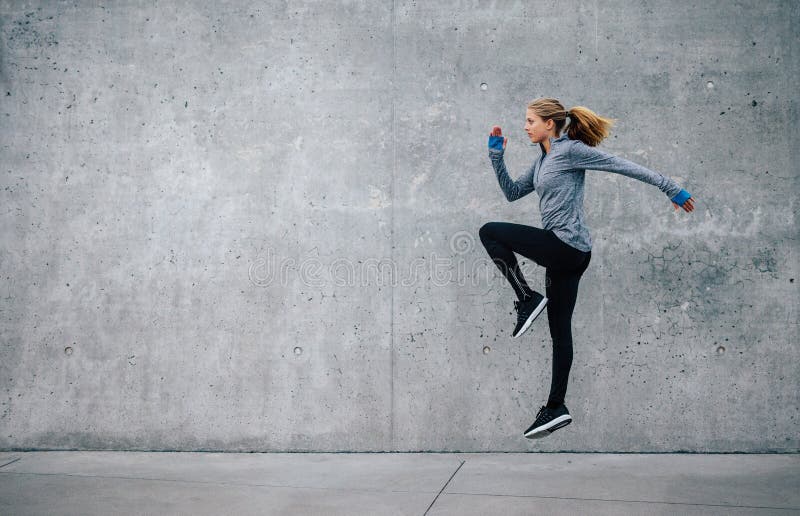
[{"xmin": 526, "ymin": 97, "xmax": 617, "ymax": 147}]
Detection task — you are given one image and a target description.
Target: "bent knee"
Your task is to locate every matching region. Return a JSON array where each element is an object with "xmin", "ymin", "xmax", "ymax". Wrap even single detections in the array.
[{"xmin": 479, "ymin": 222, "xmax": 498, "ymax": 242}]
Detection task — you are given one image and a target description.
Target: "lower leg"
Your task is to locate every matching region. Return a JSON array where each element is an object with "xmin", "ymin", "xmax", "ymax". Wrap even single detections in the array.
[
  {"xmin": 545, "ymin": 270, "xmax": 582, "ymax": 408},
  {"xmin": 479, "ymin": 239, "xmax": 536, "ymax": 302},
  {"xmin": 547, "ymin": 338, "xmax": 573, "ymax": 408},
  {"xmin": 493, "ymin": 256, "xmax": 535, "ymax": 301}
]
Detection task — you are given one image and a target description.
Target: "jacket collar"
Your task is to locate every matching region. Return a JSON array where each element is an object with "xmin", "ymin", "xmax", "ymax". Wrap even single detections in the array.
[{"xmin": 539, "ymin": 133, "xmax": 570, "ymax": 154}]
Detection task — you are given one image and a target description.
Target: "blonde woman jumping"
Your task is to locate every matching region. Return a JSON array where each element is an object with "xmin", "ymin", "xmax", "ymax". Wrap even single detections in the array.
[{"xmin": 480, "ymin": 97, "xmax": 696, "ymax": 439}]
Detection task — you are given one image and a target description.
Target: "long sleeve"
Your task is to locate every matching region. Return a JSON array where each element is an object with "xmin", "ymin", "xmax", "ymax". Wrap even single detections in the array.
[
  {"xmin": 569, "ymin": 139, "xmax": 683, "ymax": 199},
  {"xmin": 488, "ymin": 148, "xmax": 536, "ymax": 202}
]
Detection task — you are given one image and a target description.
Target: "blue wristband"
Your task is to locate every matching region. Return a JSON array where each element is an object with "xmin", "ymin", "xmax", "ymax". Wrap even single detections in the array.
[
  {"xmin": 671, "ymin": 188, "xmax": 691, "ymax": 206},
  {"xmin": 488, "ymin": 135, "xmax": 504, "ymax": 151}
]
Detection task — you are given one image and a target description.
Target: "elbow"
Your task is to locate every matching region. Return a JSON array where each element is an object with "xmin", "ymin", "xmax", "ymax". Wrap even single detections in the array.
[{"xmin": 505, "ymin": 186, "xmax": 530, "ymax": 202}]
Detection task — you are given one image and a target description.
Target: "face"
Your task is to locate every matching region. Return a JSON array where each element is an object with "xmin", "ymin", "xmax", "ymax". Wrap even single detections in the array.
[{"xmin": 524, "ymin": 110, "xmax": 555, "ymax": 143}]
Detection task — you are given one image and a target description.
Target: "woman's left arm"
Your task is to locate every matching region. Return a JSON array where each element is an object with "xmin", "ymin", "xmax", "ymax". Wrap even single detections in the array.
[{"xmin": 569, "ymin": 139, "xmax": 693, "ymax": 210}]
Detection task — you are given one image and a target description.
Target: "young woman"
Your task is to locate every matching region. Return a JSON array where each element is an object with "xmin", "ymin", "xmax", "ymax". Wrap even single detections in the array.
[{"xmin": 479, "ymin": 97, "xmax": 695, "ymax": 439}]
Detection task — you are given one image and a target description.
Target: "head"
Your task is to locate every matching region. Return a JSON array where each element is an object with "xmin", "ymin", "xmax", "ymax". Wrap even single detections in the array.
[
  {"xmin": 525, "ymin": 98, "xmax": 568, "ymax": 144},
  {"xmin": 525, "ymin": 97, "xmax": 617, "ymax": 147}
]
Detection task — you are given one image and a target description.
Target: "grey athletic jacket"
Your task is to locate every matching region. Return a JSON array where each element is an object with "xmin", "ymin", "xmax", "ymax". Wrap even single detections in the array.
[{"xmin": 488, "ymin": 133, "xmax": 684, "ymax": 252}]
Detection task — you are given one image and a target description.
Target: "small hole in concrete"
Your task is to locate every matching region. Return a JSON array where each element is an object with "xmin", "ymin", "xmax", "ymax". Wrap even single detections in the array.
[
  {"xmin": 483, "ymin": 346, "xmax": 491, "ymax": 354},
  {"xmin": 64, "ymin": 346, "xmax": 73, "ymax": 355},
  {"xmin": 706, "ymin": 81, "xmax": 714, "ymax": 89},
  {"xmin": 293, "ymin": 346, "xmax": 302, "ymax": 356},
  {"xmin": 716, "ymin": 345, "xmax": 725, "ymax": 354},
  {"xmin": 480, "ymin": 83, "xmax": 488, "ymax": 91}
]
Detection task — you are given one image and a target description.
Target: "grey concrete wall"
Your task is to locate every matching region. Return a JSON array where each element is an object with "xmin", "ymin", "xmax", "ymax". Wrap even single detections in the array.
[{"xmin": 0, "ymin": 0, "xmax": 797, "ymax": 452}]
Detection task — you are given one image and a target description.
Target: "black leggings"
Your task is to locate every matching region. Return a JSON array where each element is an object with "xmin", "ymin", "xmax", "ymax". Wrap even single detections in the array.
[{"xmin": 478, "ymin": 222, "xmax": 591, "ymax": 407}]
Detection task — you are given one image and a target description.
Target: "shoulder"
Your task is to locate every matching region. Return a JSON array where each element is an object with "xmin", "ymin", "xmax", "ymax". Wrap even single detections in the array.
[
  {"xmin": 569, "ymin": 138, "xmax": 600, "ymax": 156},
  {"xmin": 563, "ymin": 138, "xmax": 581, "ymax": 157},
  {"xmin": 569, "ymin": 138, "xmax": 586, "ymax": 150}
]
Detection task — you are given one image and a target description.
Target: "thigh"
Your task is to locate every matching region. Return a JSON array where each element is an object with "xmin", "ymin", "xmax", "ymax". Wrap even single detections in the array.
[
  {"xmin": 480, "ymin": 222, "xmax": 566, "ymax": 269},
  {"xmin": 548, "ymin": 234, "xmax": 593, "ymax": 273},
  {"xmin": 546, "ymin": 269, "xmax": 582, "ymax": 313},
  {"xmin": 545, "ymin": 262, "xmax": 589, "ymax": 328}
]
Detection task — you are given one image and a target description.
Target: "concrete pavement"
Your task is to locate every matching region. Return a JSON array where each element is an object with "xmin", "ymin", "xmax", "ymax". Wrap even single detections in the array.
[{"xmin": 0, "ymin": 451, "xmax": 798, "ymax": 515}]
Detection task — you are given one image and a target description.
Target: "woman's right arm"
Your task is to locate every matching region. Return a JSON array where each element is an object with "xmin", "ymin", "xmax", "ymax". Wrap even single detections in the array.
[{"xmin": 488, "ymin": 145, "xmax": 535, "ymax": 202}]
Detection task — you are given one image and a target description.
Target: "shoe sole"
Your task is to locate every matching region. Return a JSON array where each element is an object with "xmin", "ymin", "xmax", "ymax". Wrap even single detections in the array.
[
  {"xmin": 512, "ymin": 297, "xmax": 548, "ymax": 338},
  {"xmin": 524, "ymin": 415, "xmax": 572, "ymax": 439}
]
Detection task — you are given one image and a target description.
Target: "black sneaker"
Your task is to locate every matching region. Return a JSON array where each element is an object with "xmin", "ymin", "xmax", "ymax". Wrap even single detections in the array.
[
  {"xmin": 523, "ymin": 404, "xmax": 572, "ymax": 439},
  {"xmin": 512, "ymin": 292, "xmax": 548, "ymax": 338}
]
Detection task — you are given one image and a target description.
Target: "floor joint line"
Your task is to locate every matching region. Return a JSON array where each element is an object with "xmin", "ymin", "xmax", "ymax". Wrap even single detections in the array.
[{"xmin": 423, "ymin": 459, "xmax": 465, "ymax": 515}]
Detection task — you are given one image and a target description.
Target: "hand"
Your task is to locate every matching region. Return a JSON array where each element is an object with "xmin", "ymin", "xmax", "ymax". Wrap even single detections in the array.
[
  {"xmin": 489, "ymin": 125, "xmax": 507, "ymax": 149},
  {"xmin": 672, "ymin": 196, "xmax": 695, "ymax": 212}
]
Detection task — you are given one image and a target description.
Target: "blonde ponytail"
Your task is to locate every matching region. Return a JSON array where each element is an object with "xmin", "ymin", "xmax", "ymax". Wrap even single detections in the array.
[{"xmin": 527, "ymin": 98, "xmax": 617, "ymax": 147}]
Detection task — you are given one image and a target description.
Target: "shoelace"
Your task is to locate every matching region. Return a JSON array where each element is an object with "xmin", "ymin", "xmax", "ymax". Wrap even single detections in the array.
[
  {"xmin": 535, "ymin": 406, "xmax": 553, "ymax": 423},
  {"xmin": 514, "ymin": 300, "xmax": 532, "ymax": 323}
]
